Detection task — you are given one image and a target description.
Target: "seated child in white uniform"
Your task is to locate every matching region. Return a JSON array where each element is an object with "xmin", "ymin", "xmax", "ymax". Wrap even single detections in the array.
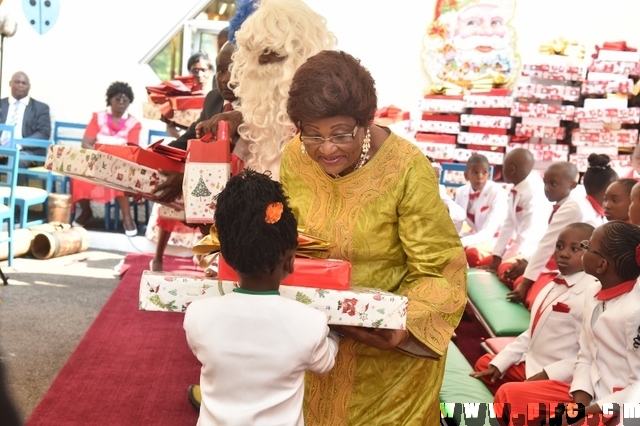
[
  {"xmin": 183, "ymin": 170, "xmax": 339, "ymax": 426},
  {"xmin": 454, "ymin": 154, "xmax": 508, "ymax": 267}
]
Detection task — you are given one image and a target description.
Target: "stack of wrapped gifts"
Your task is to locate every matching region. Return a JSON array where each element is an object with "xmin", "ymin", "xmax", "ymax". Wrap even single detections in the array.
[
  {"xmin": 144, "ymin": 76, "xmax": 206, "ymax": 129},
  {"xmin": 139, "ymin": 257, "xmax": 408, "ymax": 330},
  {"xmin": 454, "ymin": 89, "xmax": 513, "ymax": 166},
  {"xmin": 414, "ymin": 94, "xmax": 465, "ymax": 161}
]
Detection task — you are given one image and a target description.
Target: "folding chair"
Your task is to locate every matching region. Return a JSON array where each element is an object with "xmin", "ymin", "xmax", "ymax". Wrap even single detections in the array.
[{"xmin": 0, "ymin": 146, "xmax": 19, "ymax": 283}]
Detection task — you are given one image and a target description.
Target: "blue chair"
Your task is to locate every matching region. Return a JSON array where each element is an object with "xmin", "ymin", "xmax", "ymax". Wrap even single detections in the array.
[
  {"xmin": 0, "ymin": 147, "xmax": 20, "ymax": 279},
  {"xmin": 53, "ymin": 121, "xmax": 86, "ymax": 146},
  {"xmin": 439, "ymin": 162, "xmax": 494, "ymax": 188},
  {"xmin": 0, "ymin": 138, "xmax": 52, "ymax": 228},
  {"xmin": 148, "ymin": 129, "xmax": 170, "ymax": 146}
]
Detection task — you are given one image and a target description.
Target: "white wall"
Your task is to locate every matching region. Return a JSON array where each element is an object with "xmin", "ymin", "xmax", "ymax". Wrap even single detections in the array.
[{"xmin": 1, "ymin": 0, "xmax": 640, "ymax": 133}]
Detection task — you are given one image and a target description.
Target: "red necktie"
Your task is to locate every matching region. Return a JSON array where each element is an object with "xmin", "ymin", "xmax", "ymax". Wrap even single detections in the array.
[
  {"xmin": 223, "ymin": 103, "xmax": 234, "ymax": 112},
  {"xmin": 553, "ymin": 277, "xmax": 568, "ymax": 286},
  {"xmin": 548, "ymin": 204, "xmax": 560, "ymax": 223},
  {"xmin": 469, "ymin": 191, "xmax": 480, "ymax": 200},
  {"xmin": 467, "ymin": 212, "xmax": 475, "ymax": 223},
  {"xmin": 510, "ymin": 189, "xmax": 517, "ymax": 196}
]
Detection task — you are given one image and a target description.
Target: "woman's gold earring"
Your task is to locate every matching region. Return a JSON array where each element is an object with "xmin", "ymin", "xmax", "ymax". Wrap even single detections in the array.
[
  {"xmin": 362, "ymin": 129, "xmax": 371, "ymax": 155},
  {"xmin": 301, "ymin": 143, "xmax": 307, "ymax": 155}
]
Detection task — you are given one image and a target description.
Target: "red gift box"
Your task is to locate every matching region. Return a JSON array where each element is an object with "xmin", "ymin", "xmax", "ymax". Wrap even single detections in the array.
[
  {"xmin": 469, "ymin": 88, "xmax": 510, "ymax": 96},
  {"xmin": 95, "ymin": 144, "xmax": 184, "ymax": 173},
  {"xmin": 415, "ymin": 133, "xmax": 457, "ymax": 144},
  {"xmin": 186, "ymin": 130, "xmax": 231, "ymax": 163},
  {"xmin": 471, "ymin": 108, "xmax": 511, "ymax": 116},
  {"xmin": 218, "ymin": 256, "xmax": 351, "ymax": 290},
  {"xmin": 169, "ymin": 96, "xmax": 206, "ymax": 110},
  {"xmin": 421, "ymin": 114, "xmax": 460, "ymax": 122},
  {"xmin": 469, "ymin": 127, "xmax": 508, "ymax": 135},
  {"xmin": 148, "ymin": 140, "xmax": 187, "ymax": 163}
]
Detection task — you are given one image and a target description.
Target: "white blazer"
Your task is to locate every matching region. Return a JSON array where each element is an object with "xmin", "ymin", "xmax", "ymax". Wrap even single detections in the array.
[
  {"xmin": 455, "ymin": 181, "xmax": 508, "ymax": 247},
  {"xmin": 440, "ymin": 184, "xmax": 467, "ymax": 232},
  {"xmin": 522, "ymin": 194, "xmax": 607, "ymax": 282},
  {"xmin": 490, "ymin": 271, "xmax": 597, "ymax": 382},
  {"xmin": 570, "ymin": 281, "xmax": 640, "ymax": 406},
  {"xmin": 493, "ymin": 172, "xmax": 553, "ymax": 260}
]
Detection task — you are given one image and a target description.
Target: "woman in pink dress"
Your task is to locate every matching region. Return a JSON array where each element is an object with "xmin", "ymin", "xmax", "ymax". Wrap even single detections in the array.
[{"xmin": 72, "ymin": 81, "xmax": 141, "ymax": 236}]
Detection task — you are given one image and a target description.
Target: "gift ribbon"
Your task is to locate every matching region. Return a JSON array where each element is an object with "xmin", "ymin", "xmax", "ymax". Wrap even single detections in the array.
[
  {"xmin": 592, "ymin": 41, "xmax": 638, "ymax": 59},
  {"xmin": 428, "ymin": 73, "xmax": 507, "ymax": 96},
  {"xmin": 539, "ymin": 38, "xmax": 586, "ymax": 60}
]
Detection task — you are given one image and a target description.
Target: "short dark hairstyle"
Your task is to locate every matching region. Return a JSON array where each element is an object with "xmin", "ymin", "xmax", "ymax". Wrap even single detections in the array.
[
  {"xmin": 583, "ymin": 153, "xmax": 618, "ymax": 195},
  {"xmin": 616, "ymin": 178, "xmax": 638, "ymax": 194},
  {"xmin": 215, "ymin": 169, "xmax": 298, "ymax": 276},
  {"xmin": 599, "ymin": 221, "xmax": 640, "ymax": 281},
  {"xmin": 466, "ymin": 154, "xmax": 489, "ymax": 170},
  {"xmin": 287, "ymin": 50, "xmax": 377, "ymax": 127},
  {"xmin": 565, "ymin": 222, "xmax": 595, "ymax": 238},
  {"xmin": 105, "ymin": 81, "xmax": 134, "ymax": 106},
  {"xmin": 187, "ymin": 52, "xmax": 213, "ymax": 71}
]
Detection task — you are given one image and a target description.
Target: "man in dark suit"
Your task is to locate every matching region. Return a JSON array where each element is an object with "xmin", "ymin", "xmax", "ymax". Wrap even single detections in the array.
[{"xmin": 0, "ymin": 71, "xmax": 52, "ymax": 168}]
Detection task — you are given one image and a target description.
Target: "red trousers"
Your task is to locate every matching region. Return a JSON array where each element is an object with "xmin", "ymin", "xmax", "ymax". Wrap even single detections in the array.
[
  {"xmin": 465, "ymin": 243, "xmax": 494, "ymax": 267},
  {"xmin": 473, "ymin": 353, "xmax": 527, "ymax": 395}
]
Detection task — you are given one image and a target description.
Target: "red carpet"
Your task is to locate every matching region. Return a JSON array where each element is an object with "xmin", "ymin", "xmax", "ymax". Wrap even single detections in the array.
[{"xmin": 27, "ymin": 254, "xmax": 202, "ymax": 426}]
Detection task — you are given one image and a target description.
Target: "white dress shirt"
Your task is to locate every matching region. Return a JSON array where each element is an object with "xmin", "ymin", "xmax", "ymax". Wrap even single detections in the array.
[
  {"xmin": 455, "ymin": 180, "xmax": 508, "ymax": 247},
  {"xmin": 490, "ymin": 271, "xmax": 597, "ymax": 382},
  {"xmin": 492, "ymin": 172, "xmax": 552, "ymax": 260},
  {"xmin": 184, "ymin": 291, "xmax": 339, "ymax": 426}
]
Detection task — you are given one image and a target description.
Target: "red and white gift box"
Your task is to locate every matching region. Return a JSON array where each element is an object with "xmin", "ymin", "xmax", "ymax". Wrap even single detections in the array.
[
  {"xmin": 570, "ymin": 154, "xmax": 631, "ymax": 173},
  {"xmin": 463, "ymin": 94, "xmax": 513, "ymax": 109},
  {"xmin": 507, "ymin": 143, "xmax": 569, "ymax": 162},
  {"xmin": 511, "ymin": 102, "xmax": 575, "ymax": 120},
  {"xmin": 411, "ymin": 140, "xmax": 456, "ymax": 160},
  {"xmin": 571, "ymin": 129, "xmax": 638, "ymax": 147},
  {"xmin": 515, "ymin": 124, "xmax": 566, "ymax": 140},
  {"xmin": 460, "ymin": 114, "xmax": 513, "ymax": 129},
  {"xmin": 457, "ymin": 132, "xmax": 509, "ymax": 147},
  {"xmin": 574, "ymin": 107, "xmax": 640, "ymax": 124},
  {"xmin": 454, "ymin": 148, "xmax": 504, "ymax": 165},
  {"xmin": 45, "ymin": 145, "xmax": 183, "ymax": 209},
  {"xmin": 418, "ymin": 95, "xmax": 465, "ymax": 113},
  {"xmin": 575, "ymin": 145, "xmax": 619, "ymax": 156},
  {"xmin": 589, "ymin": 60, "xmax": 638, "ymax": 75},
  {"xmin": 414, "ymin": 133, "xmax": 457, "ymax": 145},
  {"xmin": 416, "ymin": 120, "xmax": 461, "ymax": 134},
  {"xmin": 523, "ymin": 63, "xmax": 586, "ymax": 75},
  {"xmin": 158, "ymin": 204, "xmax": 186, "ymax": 221},
  {"xmin": 139, "ymin": 271, "xmax": 408, "ymax": 329},
  {"xmin": 581, "ymin": 79, "xmax": 633, "ymax": 95},
  {"xmin": 515, "ymin": 83, "xmax": 581, "ymax": 102}
]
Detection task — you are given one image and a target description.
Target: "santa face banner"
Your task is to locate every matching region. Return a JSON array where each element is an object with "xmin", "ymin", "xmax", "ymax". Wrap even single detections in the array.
[{"xmin": 422, "ymin": 0, "xmax": 521, "ymax": 85}]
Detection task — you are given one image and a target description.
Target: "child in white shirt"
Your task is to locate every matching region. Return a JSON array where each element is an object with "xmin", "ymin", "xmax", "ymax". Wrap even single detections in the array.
[
  {"xmin": 455, "ymin": 154, "xmax": 508, "ymax": 267},
  {"xmin": 184, "ymin": 170, "xmax": 339, "ymax": 426}
]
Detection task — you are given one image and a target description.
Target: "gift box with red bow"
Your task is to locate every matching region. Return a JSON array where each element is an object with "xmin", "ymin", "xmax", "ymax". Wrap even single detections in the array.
[{"xmin": 95, "ymin": 143, "xmax": 185, "ymax": 173}]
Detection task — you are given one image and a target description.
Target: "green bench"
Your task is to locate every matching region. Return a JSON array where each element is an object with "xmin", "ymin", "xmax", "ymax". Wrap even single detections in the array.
[
  {"xmin": 441, "ymin": 341, "xmax": 493, "ymax": 403},
  {"xmin": 466, "ymin": 268, "xmax": 530, "ymax": 337}
]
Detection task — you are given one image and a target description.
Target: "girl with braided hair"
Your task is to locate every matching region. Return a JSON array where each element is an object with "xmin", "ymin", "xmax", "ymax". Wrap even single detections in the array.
[{"xmin": 183, "ymin": 169, "xmax": 338, "ymax": 426}]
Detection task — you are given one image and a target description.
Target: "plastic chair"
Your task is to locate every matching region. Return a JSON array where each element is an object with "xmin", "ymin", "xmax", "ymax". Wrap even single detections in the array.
[
  {"xmin": 439, "ymin": 162, "xmax": 495, "ymax": 188},
  {"xmin": 0, "ymin": 146, "xmax": 19, "ymax": 278},
  {"xmin": 148, "ymin": 129, "xmax": 170, "ymax": 146},
  {"xmin": 0, "ymin": 123, "xmax": 15, "ymax": 149}
]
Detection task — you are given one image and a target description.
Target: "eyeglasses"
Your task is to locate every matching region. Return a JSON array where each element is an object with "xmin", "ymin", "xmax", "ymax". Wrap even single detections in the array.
[
  {"xmin": 113, "ymin": 94, "xmax": 130, "ymax": 103},
  {"xmin": 300, "ymin": 125, "xmax": 358, "ymax": 146},
  {"xmin": 580, "ymin": 240, "xmax": 609, "ymax": 263}
]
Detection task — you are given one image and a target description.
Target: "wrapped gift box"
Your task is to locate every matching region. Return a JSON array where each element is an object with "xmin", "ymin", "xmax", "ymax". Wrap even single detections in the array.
[
  {"xmin": 411, "ymin": 141, "xmax": 456, "ymax": 160},
  {"xmin": 516, "ymin": 124, "xmax": 566, "ymax": 140},
  {"xmin": 171, "ymin": 109, "xmax": 202, "ymax": 128},
  {"xmin": 571, "ymin": 129, "xmax": 638, "ymax": 146},
  {"xmin": 418, "ymin": 96, "xmax": 466, "ymax": 113},
  {"xmin": 511, "ymin": 102, "xmax": 575, "ymax": 120},
  {"xmin": 139, "ymin": 272, "xmax": 408, "ymax": 329},
  {"xmin": 169, "ymin": 96, "xmax": 206, "ymax": 110},
  {"xmin": 460, "ymin": 114, "xmax": 512, "ymax": 129},
  {"xmin": 414, "ymin": 133, "xmax": 457, "ymax": 144},
  {"xmin": 140, "ymin": 272, "xmax": 237, "ymax": 312},
  {"xmin": 589, "ymin": 60, "xmax": 638, "ymax": 75},
  {"xmin": 454, "ymin": 148, "xmax": 504, "ymax": 164},
  {"xmin": 570, "ymin": 154, "xmax": 631, "ymax": 173},
  {"xmin": 421, "ymin": 113, "xmax": 460, "ymax": 122},
  {"xmin": 515, "ymin": 84, "xmax": 580, "ymax": 102},
  {"xmin": 457, "ymin": 132, "xmax": 509, "ymax": 147},
  {"xmin": 96, "ymin": 144, "xmax": 184, "ymax": 173},
  {"xmin": 576, "ymin": 145, "xmax": 619, "ymax": 156},
  {"xmin": 463, "ymin": 95, "xmax": 513, "ymax": 109},
  {"xmin": 582, "ymin": 79, "xmax": 633, "ymax": 95},
  {"xmin": 218, "ymin": 256, "xmax": 351, "ymax": 291},
  {"xmin": 158, "ymin": 204, "xmax": 186, "ymax": 220},
  {"xmin": 574, "ymin": 107, "xmax": 640, "ymax": 124},
  {"xmin": 521, "ymin": 69, "xmax": 583, "ymax": 81},
  {"xmin": 375, "ymin": 106, "xmax": 410, "ymax": 126},
  {"xmin": 598, "ymin": 49, "xmax": 640, "ymax": 62},
  {"xmin": 417, "ymin": 120, "xmax": 460, "ymax": 134},
  {"xmin": 507, "ymin": 143, "xmax": 569, "ymax": 162},
  {"xmin": 45, "ymin": 145, "xmax": 183, "ymax": 209},
  {"xmin": 523, "ymin": 63, "xmax": 586, "ymax": 75}
]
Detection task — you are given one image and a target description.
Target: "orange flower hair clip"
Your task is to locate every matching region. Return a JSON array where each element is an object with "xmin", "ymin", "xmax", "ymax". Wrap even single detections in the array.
[{"xmin": 265, "ymin": 202, "xmax": 283, "ymax": 224}]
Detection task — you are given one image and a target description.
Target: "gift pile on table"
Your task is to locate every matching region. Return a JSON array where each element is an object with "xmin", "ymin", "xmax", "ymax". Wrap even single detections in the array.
[
  {"xmin": 414, "ymin": 94, "xmax": 465, "ymax": 161},
  {"xmin": 143, "ymin": 76, "xmax": 206, "ymax": 129}
]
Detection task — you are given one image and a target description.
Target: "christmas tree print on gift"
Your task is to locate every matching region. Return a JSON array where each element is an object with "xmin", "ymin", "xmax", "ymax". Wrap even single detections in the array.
[{"xmin": 191, "ymin": 175, "xmax": 212, "ymax": 198}]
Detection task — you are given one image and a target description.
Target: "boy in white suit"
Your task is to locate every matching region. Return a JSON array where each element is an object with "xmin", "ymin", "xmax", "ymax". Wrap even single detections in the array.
[
  {"xmin": 504, "ymin": 162, "xmax": 607, "ymax": 308},
  {"xmin": 455, "ymin": 154, "xmax": 508, "ymax": 267},
  {"xmin": 484, "ymin": 149, "xmax": 552, "ymax": 285},
  {"xmin": 471, "ymin": 223, "xmax": 597, "ymax": 398}
]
